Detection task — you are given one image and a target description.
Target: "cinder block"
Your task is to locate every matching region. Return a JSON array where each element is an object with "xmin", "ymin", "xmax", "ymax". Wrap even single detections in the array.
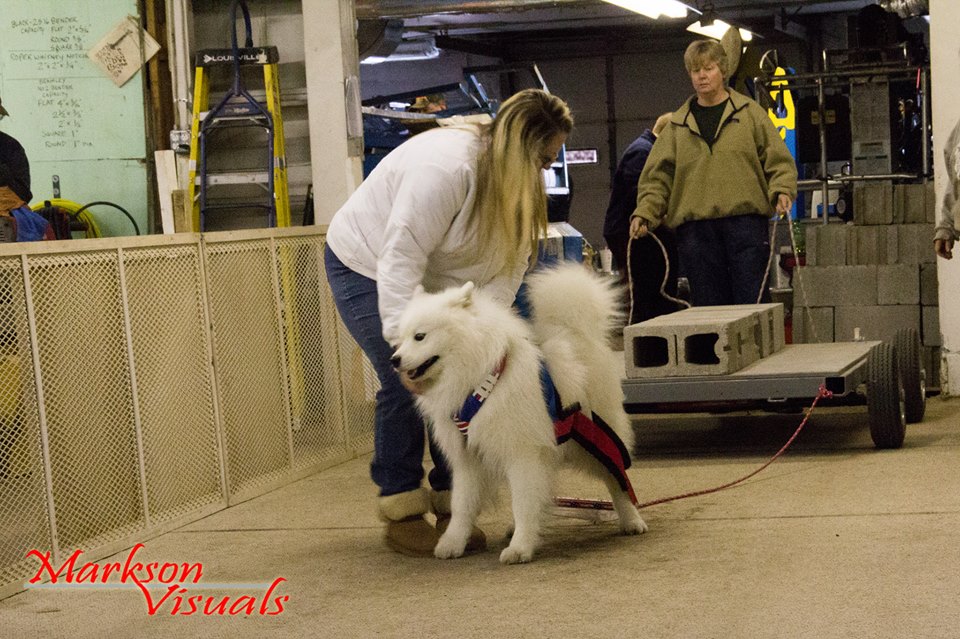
[
  {"xmin": 922, "ymin": 306, "xmax": 941, "ymax": 347},
  {"xmin": 924, "ymin": 345, "xmax": 941, "ymax": 389},
  {"xmin": 623, "ymin": 323, "xmax": 677, "ymax": 379},
  {"xmin": 883, "ymin": 225, "xmax": 900, "ymax": 264},
  {"xmin": 920, "ymin": 263, "xmax": 939, "ymax": 305},
  {"xmin": 853, "ymin": 182, "xmax": 893, "ymax": 225},
  {"xmin": 817, "ymin": 224, "xmax": 849, "ymax": 266},
  {"xmin": 896, "ymin": 183, "xmax": 928, "ymax": 224},
  {"xmin": 925, "ymin": 180, "xmax": 936, "ymax": 224},
  {"xmin": 624, "ymin": 307, "xmax": 764, "ymax": 377},
  {"xmin": 877, "ymin": 264, "xmax": 919, "ymax": 305},
  {"xmin": 805, "ymin": 226, "xmax": 818, "ymax": 266},
  {"xmin": 898, "ymin": 223, "xmax": 937, "ymax": 265},
  {"xmin": 834, "ymin": 305, "xmax": 920, "ymax": 343},
  {"xmin": 793, "ymin": 306, "xmax": 834, "ymax": 344},
  {"xmin": 794, "ymin": 265, "xmax": 878, "ymax": 307},
  {"xmin": 681, "ymin": 303, "xmax": 784, "ymax": 356}
]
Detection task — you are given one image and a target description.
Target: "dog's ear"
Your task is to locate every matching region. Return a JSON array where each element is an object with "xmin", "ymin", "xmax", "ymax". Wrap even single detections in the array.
[{"xmin": 454, "ymin": 282, "xmax": 475, "ymax": 308}]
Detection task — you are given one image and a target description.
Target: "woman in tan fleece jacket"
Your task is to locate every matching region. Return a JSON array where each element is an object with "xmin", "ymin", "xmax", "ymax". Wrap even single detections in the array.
[{"xmin": 631, "ymin": 39, "xmax": 797, "ymax": 306}]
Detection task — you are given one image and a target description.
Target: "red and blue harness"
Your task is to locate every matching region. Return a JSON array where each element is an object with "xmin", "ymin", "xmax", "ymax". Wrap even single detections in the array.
[{"xmin": 453, "ymin": 356, "xmax": 638, "ymax": 506}]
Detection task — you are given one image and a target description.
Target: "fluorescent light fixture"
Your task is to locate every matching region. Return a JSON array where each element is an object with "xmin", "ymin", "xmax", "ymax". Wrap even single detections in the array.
[
  {"xmin": 601, "ymin": 0, "xmax": 690, "ymax": 20},
  {"xmin": 686, "ymin": 19, "xmax": 754, "ymax": 42},
  {"xmin": 361, "ymin": 37, "xmax": 440, "ymax": 65}
]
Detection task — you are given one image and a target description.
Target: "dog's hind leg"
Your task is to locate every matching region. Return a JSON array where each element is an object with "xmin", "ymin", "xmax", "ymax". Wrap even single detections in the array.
[
  {"xmin": 500, "ymin": 451, "xmax": 553, "ymax": 565},
  {"xmin": 600, "ymin": 471, "xmax": 648, "ymax": 535},
  {"xmin": 434, "ymin": 453, "xmax": 483, "ymax": 559}
]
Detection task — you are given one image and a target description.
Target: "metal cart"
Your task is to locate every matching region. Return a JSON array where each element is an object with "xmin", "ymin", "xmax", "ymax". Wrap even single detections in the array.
[{"xmin": 622, "ymin": 328, "xmax": 926, "ymax": 449}]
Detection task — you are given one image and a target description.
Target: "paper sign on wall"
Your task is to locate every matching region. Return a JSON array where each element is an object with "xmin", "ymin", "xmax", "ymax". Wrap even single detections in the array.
[{"xmin": 87, "ymin": 15, "xmax": 159, "ymax": 87}]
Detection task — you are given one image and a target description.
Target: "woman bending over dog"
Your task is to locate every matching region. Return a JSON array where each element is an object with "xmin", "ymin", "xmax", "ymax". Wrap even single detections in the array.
[{"xmin": 324, "ymin": 88, "xmax": 573, "ymax": 556}]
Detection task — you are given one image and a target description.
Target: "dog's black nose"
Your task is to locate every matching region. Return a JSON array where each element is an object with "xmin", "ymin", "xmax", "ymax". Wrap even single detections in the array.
[{"xmin": 390, "ymin": 355, "xmax": 401, "ymax": 369}]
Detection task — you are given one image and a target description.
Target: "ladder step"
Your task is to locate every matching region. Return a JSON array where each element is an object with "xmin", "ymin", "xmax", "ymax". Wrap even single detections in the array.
[{"xmin": 199, "ymin": 171, "xmax": 270, "ymax": 185}]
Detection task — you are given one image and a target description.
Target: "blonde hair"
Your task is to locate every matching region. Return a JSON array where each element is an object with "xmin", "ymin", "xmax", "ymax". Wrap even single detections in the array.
[
  {"xmin": 684, "ymin": 39, "xmax": 729, "ymax": 78},
  {"xmin": 472, "ymin": 89, "xmax": 574, "ymax": 271}
]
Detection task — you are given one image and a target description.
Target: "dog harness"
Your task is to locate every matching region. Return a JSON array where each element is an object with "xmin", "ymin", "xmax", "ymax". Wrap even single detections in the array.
[{"xmin": 453, "ymin": 357, "xmax": 638, "ymax": 506}]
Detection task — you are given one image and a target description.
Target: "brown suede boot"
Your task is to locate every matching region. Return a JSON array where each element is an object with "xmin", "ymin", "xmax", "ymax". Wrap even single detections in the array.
[
  {"xmin": 431, "ymin": 490, "xmax": 487, "ymax": 553},
  {"xmin": 379, "ymin": 488, "xmax": 439, "ymax": 557}
]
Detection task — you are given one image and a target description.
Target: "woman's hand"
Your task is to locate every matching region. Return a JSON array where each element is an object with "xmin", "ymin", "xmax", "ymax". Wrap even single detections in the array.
[
  {"xmin": 935, "ymin": 238, "xmax": 954, "ymax": 260},
  {"xmin": 775, "ymin": 193, "xmax": 793, "ymax": 218},
  {"xmin": 629, "ymin": 217, "xmax": 648, "ymax": 239}
]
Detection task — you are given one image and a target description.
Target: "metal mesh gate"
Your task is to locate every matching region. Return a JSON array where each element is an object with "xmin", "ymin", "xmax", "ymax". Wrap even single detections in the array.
[{"xmin": 0, "ymin": 228, "xmax": 375, "ymax": 599}]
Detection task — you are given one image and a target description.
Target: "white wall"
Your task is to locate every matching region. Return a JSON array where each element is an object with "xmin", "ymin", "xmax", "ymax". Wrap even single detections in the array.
[{"xmin": 930, "ymin": 0, "xmax": 960, "ymax": 394}]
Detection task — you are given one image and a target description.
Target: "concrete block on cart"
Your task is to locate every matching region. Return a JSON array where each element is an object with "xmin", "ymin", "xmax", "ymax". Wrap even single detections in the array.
[
  {"xmin": 623, "ymin": 322, "xmax": 678, "ymax": 379},
  {"xmin": 680, "ymin": 303, "xmax": 784, "ymax": 356},
  {"xmin": 922, "ymin": 306, "xmax": 941, "ymax": 347},
  {"xmin": 834, "ymin": 305, "xmax": 920, "ymax": 343},
  {"xmin": 920, "ymin": 263, "xmax": 939, "ymax": 305},
  {"xmin": 895, "ymin": 183, "xmax": 928, "ymax": 224},
  {"xmin": 853, "ymin": 182, "xmax": 894, "ymax": 225},
  {"xmin": 792, "ymin": 306, "xmax": 834, "ymax": 344},
  {"xmin": 877, "ymin": 264, "xmax": 919, "ymax": 305},
  {"xmin": 624, "ymin": 307, "xmax": 762, "ymax": 377},
  {"xmin": 795, "ymin": 265, "xmax": 878, "ymax": 307}
]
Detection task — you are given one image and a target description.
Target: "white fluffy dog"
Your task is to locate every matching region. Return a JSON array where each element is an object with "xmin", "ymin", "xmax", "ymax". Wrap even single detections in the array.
[{"xmin": 391, "ymin": 264, "xmax": 647, "ymax": 564}]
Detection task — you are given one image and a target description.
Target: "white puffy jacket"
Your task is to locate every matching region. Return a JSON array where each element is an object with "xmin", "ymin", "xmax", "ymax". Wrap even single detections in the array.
[{"xmin": 326, "ymin": 126, "xmax": 528, "ymax": 343}]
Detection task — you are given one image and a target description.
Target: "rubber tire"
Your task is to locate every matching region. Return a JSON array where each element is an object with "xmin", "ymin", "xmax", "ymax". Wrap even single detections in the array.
[
  {"xmin": 867, "ymin": 342, "xmax": 906, "ymax": 449},
  {"xmin": 894, "ymin": 328, "xmax": 926, "ymax": 423}
]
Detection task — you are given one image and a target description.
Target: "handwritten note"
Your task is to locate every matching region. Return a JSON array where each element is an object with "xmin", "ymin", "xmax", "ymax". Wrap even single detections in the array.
[{"xmin": 87, "ymin": 16, "xmax": 160, "ymax": 87}]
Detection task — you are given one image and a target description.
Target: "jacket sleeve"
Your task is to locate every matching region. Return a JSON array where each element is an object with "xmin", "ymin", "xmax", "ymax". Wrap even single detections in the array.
[
  {"xmin": 481, "ymin": 252, "xmax": 529, "ymax": 307},
  {"xmin": 754, "ymin": 104, "xmax": 798, "ymax": 205},
  {"xmin": 377, "ymin": 162, "xmax": 470, "ymax": 344},
  {"xmin": 633, "ymin": 128, "xmax": 675, "ymax": 230},
  {"xmin": 937, "ymin": 121, "xmax": 960, "ymax": 242}
]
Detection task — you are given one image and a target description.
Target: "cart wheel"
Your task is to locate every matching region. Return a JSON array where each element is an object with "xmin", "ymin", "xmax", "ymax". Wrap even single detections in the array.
[
  {"xmin": 867, "ymin": 342, "xmax": 906, "ymax": 449},
  {"xmin": 894, "ymin": 328, "xmax": 926, "ymax": 423}
]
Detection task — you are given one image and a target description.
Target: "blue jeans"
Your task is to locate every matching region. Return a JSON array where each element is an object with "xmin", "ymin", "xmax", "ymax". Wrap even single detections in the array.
[
  {"xmin": 324, "ymin": 245, "xmax": 451, "ymax": 497},
  {"xmin": 675, "ymin": 214, "xmax": 772, "ymax": 306}
]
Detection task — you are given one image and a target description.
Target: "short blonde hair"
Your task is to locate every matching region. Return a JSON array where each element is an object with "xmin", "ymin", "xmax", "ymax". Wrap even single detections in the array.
[
  {"xmin": 473, "ymin": 89, "xmax": 574, "ymax": 270},
  {"xmin": 683, "ymin": 39, "xmax": 728, "ymax": 78}
]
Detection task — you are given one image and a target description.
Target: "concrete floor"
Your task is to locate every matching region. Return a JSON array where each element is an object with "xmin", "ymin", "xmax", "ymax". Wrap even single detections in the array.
[{"xmin": 2, "ymin": 396, "xmax": 959, "ymax": 638}]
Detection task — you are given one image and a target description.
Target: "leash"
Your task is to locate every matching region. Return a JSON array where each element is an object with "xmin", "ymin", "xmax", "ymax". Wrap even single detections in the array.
[
  {"xmin": 627, "ymin": 211, "xmax": 793, "ymax": 319},
  {"xmin": 626, "ymin": 230, "xmax": 691, "ymax": 323},
  {"xmin": 553, "ymin": 384, "xmax": 833, "ymax": 516}
]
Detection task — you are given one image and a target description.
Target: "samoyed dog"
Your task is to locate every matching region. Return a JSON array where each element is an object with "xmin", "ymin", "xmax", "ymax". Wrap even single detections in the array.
[{"xmin": 391, "ymin": 263, "xmax": 647, "ymax": 564}]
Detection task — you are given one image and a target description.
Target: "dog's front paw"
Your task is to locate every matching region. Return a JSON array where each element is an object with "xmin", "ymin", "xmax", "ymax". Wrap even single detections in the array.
[
  {"xmin": 499, "ymin": 544, "xmax": 534, "ymax": 565},
  {"xmin": 433, "ymin": 533, "xmax": 466, "ymax": 560},
  {"xmin": 619, "ymin": 511, "xmax": 649, "ymax": 535}
]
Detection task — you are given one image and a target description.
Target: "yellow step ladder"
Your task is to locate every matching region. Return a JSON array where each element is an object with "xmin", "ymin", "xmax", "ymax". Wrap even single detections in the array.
[{"xmin": 186, "ymin": 2, "xmax": 290, "ymax": 231}]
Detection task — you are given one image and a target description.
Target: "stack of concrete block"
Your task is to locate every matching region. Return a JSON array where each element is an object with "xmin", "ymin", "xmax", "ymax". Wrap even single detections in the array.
[
  {"xmin": 795, "ymin": 180, "xmax": 940, "ymax": 386},
  {"xmin": 624, "ymin": 304, "xmax": 784, "ymax": 378}
]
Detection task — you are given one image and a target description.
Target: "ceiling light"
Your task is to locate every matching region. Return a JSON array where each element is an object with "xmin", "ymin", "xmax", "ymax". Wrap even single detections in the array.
[
  {"xmin": 601, "ymin": 0, "xmax": 691, "ymax": 20},
  {"xmin": 686, "ymin": 19, "xmax": 754, "ymax": 42}
]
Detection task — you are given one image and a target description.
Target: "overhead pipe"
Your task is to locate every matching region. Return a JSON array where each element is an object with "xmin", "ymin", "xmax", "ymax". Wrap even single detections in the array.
[{"xmin": 355, "ymin": 0, "xmax": 601, "ymax": 20}]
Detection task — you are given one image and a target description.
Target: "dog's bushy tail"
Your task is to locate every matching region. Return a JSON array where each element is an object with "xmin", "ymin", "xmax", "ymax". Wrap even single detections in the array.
[{"xmin": 524, "ymin": 263, "xmax": 624, "ymax": 341}]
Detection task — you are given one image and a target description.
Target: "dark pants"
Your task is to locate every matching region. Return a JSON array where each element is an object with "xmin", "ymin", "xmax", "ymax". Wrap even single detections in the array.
[
  {"xmin": 675, "ymin": 214, "xmax": 772, "ymax": 306},
  {"xmin": 607, "ymin": 227, "xmax": 680, "ymax": 324},
  {"xmin": 324, "ymin": 245, "xmax": 451, "ymax": 497}
]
